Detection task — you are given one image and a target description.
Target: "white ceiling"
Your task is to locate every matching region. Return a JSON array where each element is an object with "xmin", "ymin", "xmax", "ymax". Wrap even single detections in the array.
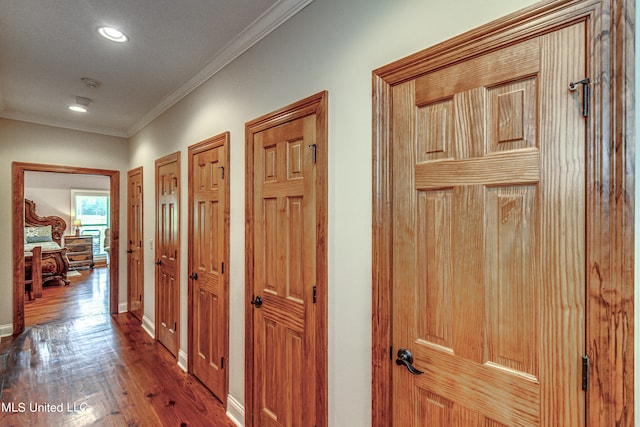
[{"xmin": 0, "ymin": 0, "xmax": 312, "ymax": 137}]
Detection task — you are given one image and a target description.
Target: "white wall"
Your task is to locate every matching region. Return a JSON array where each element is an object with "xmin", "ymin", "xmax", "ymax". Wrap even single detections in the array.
[
  {"xmin": 0, "ymin": 118, "xmax": 129, "ymax": 334},
  {"xmin": 128, "ymin": 0, "xmax": 538, "ymax": 425}
]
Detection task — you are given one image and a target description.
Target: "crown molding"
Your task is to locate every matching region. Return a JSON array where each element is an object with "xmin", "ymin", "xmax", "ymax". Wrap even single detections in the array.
[
  {"xmin": 0, "ymin": 110, "xmax": 128, "ymax": 138},
  {"xmin": 126, "ymin": 0, "xmax": 314, "ymax": 137}
]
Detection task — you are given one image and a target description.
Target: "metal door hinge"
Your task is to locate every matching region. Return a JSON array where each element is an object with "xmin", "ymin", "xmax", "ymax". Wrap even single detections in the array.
[
  {"xmin": 221, "ymin": 357, "xmax": 224, "ymax": 369},
  {"xmin": 569, "ymin": 78, "xmax": 590, "ymax": 118},
  {"xmin": 174, "ymin": 322, "xmax": 177, "ymax": 332},
  {"xmin": 313, "ymin": 286, "xmax": 317, "ymax": 303},
  {"xmin": 221, "ymin": 262, "xmax": 224, "ymax": 274},
  {"xmin": 390, "ymin": 346, "xmax": 393, "ymax": 360},
  {"xmin": 307, "ymin": 144, "xmax": 317, "ymax": 163},
  {"xmin": 582, "ymin": 354, "xmax": 590, "ymax": 391}
]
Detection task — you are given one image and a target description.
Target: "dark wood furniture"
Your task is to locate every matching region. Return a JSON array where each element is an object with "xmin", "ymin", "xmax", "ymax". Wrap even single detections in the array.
[
  {"xmin": 24, "ymin": 246, "xmax": 42, "ymax": 300},
  {"xmin": 24, "ymin": 199, "xmax": 70, "ymax": 286},
  {"xmin": 65, "ymin": 235, "xmax": 95, "ymax": 270}
]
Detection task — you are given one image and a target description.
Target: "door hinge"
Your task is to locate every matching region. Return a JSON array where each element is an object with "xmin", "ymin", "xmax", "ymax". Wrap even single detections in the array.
[
  {"xmin": 569, "ymin": 78, "xmax": 590, "ymax": 118},
  {"xmin": 307, "ymin": 144, "xmax": 317, "ymax": 163},
  {"xmin": 582, "ymin": 354, "xmax": 590, "ymax": 391},
  {"xmin": 221, "ymin": 357, "xmax": 224, "ymax": 369},
  {"xmin": 221, "ymin": 262, "xmax": 224, "ymax": 274},
  {"xmin": 390, "ymin": 346, "xmax": 393, "ymax": 360},
  {"xmin": 174, "ymin": 322, "xmax": 177, "ymax": 332},
  {"xmin": 313, "ymin": 286, "xmax": 317, "ymax": 303}
]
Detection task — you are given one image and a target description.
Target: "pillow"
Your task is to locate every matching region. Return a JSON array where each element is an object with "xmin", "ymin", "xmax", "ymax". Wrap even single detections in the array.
[{"xmin": 25, "ymin": 226, "xmax": 53, "ymax": 243}]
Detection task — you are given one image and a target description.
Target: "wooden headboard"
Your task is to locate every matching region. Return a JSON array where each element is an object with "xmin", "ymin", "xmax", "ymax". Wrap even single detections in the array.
[{"xmin": 24, "ymin": 199, "xmax": 66, "ymax": 245}]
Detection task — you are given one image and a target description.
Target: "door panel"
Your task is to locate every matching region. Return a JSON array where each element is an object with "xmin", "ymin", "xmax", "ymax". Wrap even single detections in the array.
[
  {"xmin": 253, "ymin": 116, "xmax": 316, "ymax": 427},
  {"xmin": 246, "ymin": 92, "xmax": 328, "ymax": 427},
  {"xmin": 189, "ymin": 134, "xmax": 229, "ymax": 405},
  {"xmin": 155, "ymin": 152, "xmax": 180, "ymax": 357},
  {"xmin": 127, "ymin": 167, "xmax": 144, "ymax": 321},
  {"xmin": 392, "ymin": 24, "xmax": 585, "ymax": 426}
]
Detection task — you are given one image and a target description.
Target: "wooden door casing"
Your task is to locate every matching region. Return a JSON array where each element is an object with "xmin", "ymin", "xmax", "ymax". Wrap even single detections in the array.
[
  {"xmin": 245, "ymin": 92, "xmax": 328, "ymax": 427},
  {"xmin": 155, "ymin": 152, "xmax": 180, "ymax": 357},
  {"xmin": 188, "ymin": 132, "xmax": 230, "ymax": 405},
  {"xmin": 127, "ymin": 167, "xmax": 144, "ymax": 321},
  {"xmin": 372, "ymin": 0, "xmax": 634, "ymax": 426}
]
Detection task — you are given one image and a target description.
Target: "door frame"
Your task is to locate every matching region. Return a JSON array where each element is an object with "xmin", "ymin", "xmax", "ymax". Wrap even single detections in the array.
[
  {"xmin": 127, "ymin": 166, "xmax": 144, "ymax": 318},
  {"xmin": 187, "ymin": 132, "xmax": 230, "ymax": 404},
  {"xmin": 372, "ymin": 0, "xmax": 634, "ymax": 425},
  {"xmin": 244, "ymin": 91, "xmax": 328, "ymax": 427},
  {"xmin": 12, "ymin": 162, "xmax": 120, "ymax": 335}
]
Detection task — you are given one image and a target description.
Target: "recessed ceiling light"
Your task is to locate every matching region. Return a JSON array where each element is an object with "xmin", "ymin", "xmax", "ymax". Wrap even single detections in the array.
[
  {"xmin": 98, "ymin": 26, "xmax": 128, "ymax": 43},
  {"xmin": 68, "ymin": 96, "xmax": 91, "ymax": 113}
]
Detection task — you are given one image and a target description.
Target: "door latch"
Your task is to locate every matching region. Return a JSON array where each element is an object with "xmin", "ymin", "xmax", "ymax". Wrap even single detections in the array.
[{"xmin": 569, "ymin": 78, "xmax": 590, "ymax": 118}]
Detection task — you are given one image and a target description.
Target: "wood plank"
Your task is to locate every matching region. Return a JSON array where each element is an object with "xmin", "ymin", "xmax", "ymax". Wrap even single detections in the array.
[{"xmin": 1, "ymin": 268, "xmax": 234, "ymax": 426}]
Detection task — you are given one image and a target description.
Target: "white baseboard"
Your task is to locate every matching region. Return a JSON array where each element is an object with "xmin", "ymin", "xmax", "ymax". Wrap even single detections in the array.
[
  {"xmin": 226, "ymin": 394, "xmax": 245, "ymax": 427},
  {"xmin": 177, "ymin": 349, "xmax": 188, "ymax": 372},
  {"xmin": 0, "ymin": 323, "xmax": 13, "ymax": 338},
  {"xmin": 141, "ymin": 315, "xmax": 155, "ymax": 339},
  {"xmin": 118, "ymin": 302, "xmax": 128, "ymax": 313}
]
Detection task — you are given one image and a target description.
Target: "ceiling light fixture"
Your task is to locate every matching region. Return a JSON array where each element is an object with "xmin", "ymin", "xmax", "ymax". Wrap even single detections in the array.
[
  {"xmin": 98, "ymin": 26, "xmax": 128, "ymax": 43},
  {"xmin": 68, "ymin": 96, "xmax": 92, "ymax": 113}
]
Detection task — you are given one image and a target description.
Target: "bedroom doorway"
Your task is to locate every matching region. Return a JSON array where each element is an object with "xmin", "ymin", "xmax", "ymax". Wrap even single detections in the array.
[{"xmin": 12, "ymin": 162, "xmax": 120, "ymax": 335}]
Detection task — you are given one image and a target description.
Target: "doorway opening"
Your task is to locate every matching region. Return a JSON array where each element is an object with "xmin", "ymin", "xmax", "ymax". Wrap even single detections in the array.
[{"xmin": 12, "ymin": 162, "xmax": 119, "ymax": 335}]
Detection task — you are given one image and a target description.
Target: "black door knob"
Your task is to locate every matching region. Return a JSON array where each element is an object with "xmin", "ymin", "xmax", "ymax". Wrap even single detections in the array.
[
  {"xmin": 396, "ymin": 348, "xmax": 423, "ymax": 375},
  {"xmin": 250, "ymin": 295, "xmax": 263, "ymax": 308},
  {"xmin": 155, "ymin": 259, "xmax": 162, "ymax": 266},
  {"xmin": 189, "ymin": 272, "xmax": 198, "ymax": 280}
]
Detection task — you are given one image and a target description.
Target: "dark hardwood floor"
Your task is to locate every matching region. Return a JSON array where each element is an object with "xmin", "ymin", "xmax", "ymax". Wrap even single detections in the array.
[{"xmin": 0, "ymin": 268, "xmax": 235, "ymax": 427}]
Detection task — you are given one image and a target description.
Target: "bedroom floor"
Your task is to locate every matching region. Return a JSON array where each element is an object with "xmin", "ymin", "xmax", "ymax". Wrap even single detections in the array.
[
  {"xmin": 1, "ymin": 268, "xmax": 234, "ymax": 426},
  {"xmin": 25, "ymin": 268, "xmax": 108, "ymax": 326}
]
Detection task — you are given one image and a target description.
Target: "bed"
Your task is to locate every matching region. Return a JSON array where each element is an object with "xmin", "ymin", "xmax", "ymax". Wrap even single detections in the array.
[{"xmin": 24, "ymin": 199, "xmax": 70, "ymax": 291}]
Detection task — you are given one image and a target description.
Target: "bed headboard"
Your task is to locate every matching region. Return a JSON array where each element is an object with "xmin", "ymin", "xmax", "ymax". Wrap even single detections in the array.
[{"xmin": 24, "ymin": 199, "xmax": 66, "ymax": 245}]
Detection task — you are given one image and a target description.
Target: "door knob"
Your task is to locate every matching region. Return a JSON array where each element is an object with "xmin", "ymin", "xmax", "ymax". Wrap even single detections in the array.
[
  {"xmin": 189, "ymin": 272, "xmax": 198, "ymax": 280},
  {"xmin": 396, "ymin": 348, "xmax": 423, "ymax": 375},
  {"xmin": 250, "ymin": 295, "xmax": 263, "ymax": 308},
  {"xmin": 127, "ymin": 249, "xmax": 133, "ymax": 254},
  {"xmin": 155, "ymin": 259, "xmax": 162, "ymax": 266}
]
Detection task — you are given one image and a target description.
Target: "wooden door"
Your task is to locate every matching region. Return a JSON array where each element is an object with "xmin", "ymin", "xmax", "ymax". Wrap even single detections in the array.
[
  {"xmin": 246, "ymin": 92, "xmax": 328, "ymax": 427},
  {"xmin": 188, "ymin": 133, "xmax": 229, "ymax": 405},
  {"xmin": 389, "ymin": 25, "xmax": 586, "ymax": 426},
  {"xmin": 155, "ymin": 152, "xmax": 180, "ymax": 357},
  {"xmin": 127, "ymin": 167, "xmax": 144, "ymax": 321}
]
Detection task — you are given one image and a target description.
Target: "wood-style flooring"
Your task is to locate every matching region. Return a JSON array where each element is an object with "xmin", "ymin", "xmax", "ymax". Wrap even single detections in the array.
[{"xmin": 0, "ymin": 268, "xmax": 235, "ymax": 427}]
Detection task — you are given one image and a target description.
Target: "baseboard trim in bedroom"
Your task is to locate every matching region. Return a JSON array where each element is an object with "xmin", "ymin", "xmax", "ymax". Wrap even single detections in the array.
[
  {"xmin": 226, "ymin": 394, "xmax": 245, "ymax": 427},
  {"xmin": 141, "ymin": 315, "xmax": 155, "ymax": 339},
  {"xmin": 0, "ymin": 324, "xmax": 13, "ymax": 338}
]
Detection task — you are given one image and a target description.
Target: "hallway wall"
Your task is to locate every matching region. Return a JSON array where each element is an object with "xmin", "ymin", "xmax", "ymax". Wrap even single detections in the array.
[{"xmin": 128, "ymin": 0, "xmax": 538, "ymax": 424}]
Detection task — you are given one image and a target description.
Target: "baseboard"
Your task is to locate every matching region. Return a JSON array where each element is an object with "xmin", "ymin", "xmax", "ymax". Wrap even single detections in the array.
[
  {"xmin": 118, "ymin": 302, "xmax": 128, "ymax": 313},
  {"xmin": 177, "ymin": 349, "xmax": 188, "ymax": 372},
  {"xmin": 0, "ymin": 323, "xmax": 13, "ymax": 338},
  {"xmin": 141, "ymin": 315, "xmax": 155, "ymax": 339},
  {"xmin": 226, "ymin": 394, "xmax": 245, "ymax": 427}
]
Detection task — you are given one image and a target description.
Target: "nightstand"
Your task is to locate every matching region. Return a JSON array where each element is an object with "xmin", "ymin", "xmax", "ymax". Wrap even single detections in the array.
[{"xmin": 64, "ymin": 235, "xmax": 94, "ymax": 270}]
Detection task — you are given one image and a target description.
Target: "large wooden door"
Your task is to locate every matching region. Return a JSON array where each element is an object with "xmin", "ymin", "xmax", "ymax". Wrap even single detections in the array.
[
  {"xmin": 390, "ymin": 24, "xmax": 586, "ymax": 425},
  {"xmin": 127, "ymin": 167, "xmax": 144, "ymax": 321},
  {"xmin": 155, "ymin": 152, "xmax": 180, "ymax": 357},
  {"xmin": 246, "ymin": 92, "xmax": 328, "ymax": 427},
  {"xmin": 188, "ymin": 133, "xmax": 229, "ymax": 404}
]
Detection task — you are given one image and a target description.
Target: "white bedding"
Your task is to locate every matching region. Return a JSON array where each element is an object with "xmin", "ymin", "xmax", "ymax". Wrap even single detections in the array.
[{"xmin": 24, "ymin": 241, "xmax": 61, "ymax": 255}]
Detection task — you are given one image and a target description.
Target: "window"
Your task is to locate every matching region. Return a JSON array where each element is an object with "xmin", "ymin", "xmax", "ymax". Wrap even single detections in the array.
[{"xmin": 71, "ymin": 190, "xmax": 110, "ymax": 258}]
